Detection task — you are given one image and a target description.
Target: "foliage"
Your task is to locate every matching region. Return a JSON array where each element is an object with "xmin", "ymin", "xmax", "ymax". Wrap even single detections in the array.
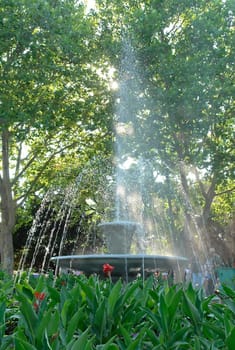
[
  {"xmin": 0, "ymin": 0, "xmax": 114, "ymax": 272},
  {"xmin": 94, "ymin": 0, "xmax": 235, "ymax": 259},
  {"xmin": 0, "ymin": 272, "xmax": 235, "ymax": 349}
]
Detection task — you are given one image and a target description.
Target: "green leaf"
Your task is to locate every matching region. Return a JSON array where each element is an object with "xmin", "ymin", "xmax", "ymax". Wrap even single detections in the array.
[
  {"xmin": 107, "ymin": 279, "xmax": 122, "ymax": 318},
  {"xmin": 220, "ymin": 284, "xmax": 235, "ymax": 299},
  {"xmin": 120, "ymin": 281, "xmax": 140, "ymax": 305},
  {"xmin": 126, "ymin": 338, "xmax": 142, "ymax": 350},
  {"xmin": 119, "ymin": 324, "xmax": 132, "ymax": 346},
  {"xmin": 46, "ymin": 309, "xmax": 60, "ymax": 337},
  {"xmin": 16, "ymin": 289, "xmax": 38, "ymax": 342},
  {"xmin": 94, "ymin": 299, "xmax": 107, "ymax": 342},
  {"xmin": 168, "ymin": 326, "xmax": 192, "ymax": 346},
  {"xmin": 68, "ymin": 328, "xmax": 91, "ymax": 350},
  {"xmin": 159, "ymin": 293, "xmax": 169, "ymax": 335},
  {"xmin": 66, "ymin": 306, "xmax": 86, "ymax": 342},
  {"xmin": 78, "ymin": 280, "xmax": 97, "ymax": 310},
  {"xmin": 35, "ymin": 309, "xmax": 53, "ymax": 345},
  {"xmin": 182, "ymin": 292, "xmax": 201, "ymax": 332},
  {"xmin": 0, "ymin": 302, "xmax": 6, "ymax": 342},
  {"xmin": 168, "ymin": 288, "xmax": 182, "ymax": 324},
  {"xmin": 13, "ymin": 336, "xmax": 38, "ymax": 350},
  {"xmin": 226, "ymin": 327, "xmax": 235, "ymax": 350},
  {"xmin": 97, "ymin": 344, "xmax": 119, "ymax": 350},
  {"xmin": 61, "ymin": 299, "xmax": 73, "ymax": 328},
  {"xmin": 96, "ymin": 336, "xmax": 118, "ymax": 349},
  {"xmin": 47, "ymin": 285, "xmax": 61, "ymax": 305}
]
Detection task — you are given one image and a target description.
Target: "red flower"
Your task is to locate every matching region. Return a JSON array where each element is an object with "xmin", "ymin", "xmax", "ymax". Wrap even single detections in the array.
[
  {"xmin": 33, "ymin": 302, "xmax": 39, "ymax": 312},
  {"xmin": 34, "ymin": 291, "xmax": 46, "ymax": 301},
  {"xmin": 103, "ymin": 263, "xmax": 114, "ymax": 276}
]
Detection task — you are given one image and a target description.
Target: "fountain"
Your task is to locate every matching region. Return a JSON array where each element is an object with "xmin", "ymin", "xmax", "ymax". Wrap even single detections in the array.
[
  {"xmin": 50, "ymin": 39, "xmax": 187, "ymax": 281},
  {"xmin": 50, "ymin": 220, "xmax": 187, "ymax": 281}
]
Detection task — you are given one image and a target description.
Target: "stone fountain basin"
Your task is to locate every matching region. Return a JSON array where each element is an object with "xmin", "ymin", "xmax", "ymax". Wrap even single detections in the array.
[{"xmin": 51, "ymin": 254, "xmax": 187, "ymax": 279}]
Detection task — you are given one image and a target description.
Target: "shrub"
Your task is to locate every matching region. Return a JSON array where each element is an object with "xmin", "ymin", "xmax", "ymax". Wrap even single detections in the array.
[{"xmin": 0, "ymin": 272, "xmax": 235, "ymax": 349}]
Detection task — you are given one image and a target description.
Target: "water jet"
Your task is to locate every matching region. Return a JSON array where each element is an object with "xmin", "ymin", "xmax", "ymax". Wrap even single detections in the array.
[{"xmin": 50, "ymin": 39, "xmax": 188, "ymax": 281}]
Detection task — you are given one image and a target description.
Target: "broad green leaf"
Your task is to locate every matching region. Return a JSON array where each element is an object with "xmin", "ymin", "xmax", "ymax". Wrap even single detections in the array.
[
  {"xmin": 97, "ymin": 344, "xmax": 119, "ymax": 350},
  {"xmin": 168, "ymin": 288, "xmax": 182, "ymax": 324},
  {"xmin": 66, "ymin": 306, "xmax": 86, "ymax": 342},
  {"xmin": 107, "ymin": 279, "xmax": 122, "ymax": 318},
  {"xmin": 0, "ymin": 302, "xmax": 6, "ymax": 341},
  {"xmin": 224, "ymin": 310, "xmax": 234, "ymax": 338},
  {"xmin": 226, "ymin": 327, "xmax": 235, "ymax": 350},
  {"xmin": 46, "ymin": 309, "xmax": 60, "ymax": 337},
  {"xmin": 221, "ymin": 285, "xmax": 235, "ymax": 299},
  {"xmin": 35, "ymin": 309, "xmax": 53, "ymax": 344},
  {"xmin": 61, "ymin": 299, "xmax": 74, "ymax": 328},
  {"xmin": 126, "ymin": 338, "xmax": 142, "ymax": 350},
  {"xmin": 16, "ymin": 290, "xmax": 38, "ymax": 342},
  {"xmin": 78, "ymin": 280, "xmax": 97, "ymax": 310},
  {"xmin": 120, "ymin": 282, "xmax": 140, "ymax": 305},
  {"xmin": 146, "ymin": 328, "xmax": 160, "ymax": 346},
  {"xmin": 168, "ymin": 326, "xmax": 192, "ymax": 345},
  {"xmin": 96, "ymin": 336, "xmax": 118, "ymax": 349},
  {"xmin": 47, "ymin": 286, "xmax": 61, "ymax": 305},
  {"xmin": 69, "ymin": 328, "xmax": 91, "ymax": 350},
  {"xmin": 119, "ymin": 324, "xmax": 132, "ymax": 346},
  {"xmin": 94, "ymin": 299, "xmax": 107, "ymax": 342},
  {"xmin": 13, "ymin": 336, "xmax": 38, "ymax": 350},
  {"xmin": 182, "ymin": 292, "xmax": 201, "ymax": 332},
  {"xmin": 159, "ymin": 293, "xmax": 169, "ymax": 335}
]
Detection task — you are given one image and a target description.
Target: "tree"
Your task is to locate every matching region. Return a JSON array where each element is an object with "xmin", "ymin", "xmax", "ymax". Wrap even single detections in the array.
[
  {"xmin": 130, "ymin": 0, "xmax": 235, "ymax": 258},
  {"xmin": 0, "ymin": 0, "xmax": 113, "ymax": 273},
  {"xmin": 94, "ymin": 0, "xmax": 235, "ymax": 259}
]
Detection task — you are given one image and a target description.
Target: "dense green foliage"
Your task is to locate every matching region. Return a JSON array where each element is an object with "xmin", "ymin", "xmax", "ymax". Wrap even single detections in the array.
[
  {"xmin": 0, "ymin": 0, "xmax": 234, "ymax": 272},
  {"xmin": 1, "ymin": 272, "xmax": 235, "ymax": 349}
]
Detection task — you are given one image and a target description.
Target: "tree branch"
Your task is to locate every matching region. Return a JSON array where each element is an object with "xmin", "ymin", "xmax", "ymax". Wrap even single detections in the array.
[
  {"xmin": 215, "ymin": 187, "xmax": 235, "ymax": 197},
  {"xmin": 16, "ymin": 141, "xmax": 78, "ymax": 207}
]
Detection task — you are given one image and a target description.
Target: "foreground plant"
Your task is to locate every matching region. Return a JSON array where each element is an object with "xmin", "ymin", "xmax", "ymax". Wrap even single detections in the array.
[{"xmin": 0, "ymin": 272, "xmax": 235, "ymax": 349}]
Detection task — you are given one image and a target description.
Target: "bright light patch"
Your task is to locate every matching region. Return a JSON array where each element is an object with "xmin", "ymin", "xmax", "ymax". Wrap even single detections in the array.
[
  {"xmin": 115, "ymin": 122, "xmax": 134, "ymax": 136},
  {"xmin": 119, "ymin": 156, "xmax": 137, "ymax": 170}
]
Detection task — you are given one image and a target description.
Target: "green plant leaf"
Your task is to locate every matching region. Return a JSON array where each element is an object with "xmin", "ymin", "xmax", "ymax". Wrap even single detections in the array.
[
  {"xmin": 46, "ymin": 309, "xmax": 60, "ymax": 337},
  {"xmin": 35, "ymin": 309, "xmax": 53, "ymax": 345},
  {"xmin": 226, "ymin": 327, "xmax": 235, "ymax": 350},
  {"xmin": 159, "ymin": 293, "xmax": 169, "ymax": 335},
  {"xmin": 13, "ymin": 336, "xmax": 38, "ymax": 350},
  {"xmin": 68, "ymin": 328, "xmax": 91, "ymax": 350},
  {"xmin": 168, "ymin": 288, "xmax": 182, "ymax": 325},
  {"xmin": 107, "ymin": 279, "xmax": 122, "ymax": 319},
  {"xmin": 182, "ymin": 292, "xmax": 201, "ymax": 332},
  {"xmin": 78, "ymin": 280, "xmax": 97, "ymax": 311},
  {"xmin": 16, "ymin": 289, "xmax": 38, "ymax": 342},
  {"xmin": 66, "ymin": 306, "xmax": 86, "ymax": 342},
  {"xmin": 0, "ymin": 302, "xmax": 6, "ymax": 342},
  {"xmin": 126, "ymin": 338, "xmax": 142, "ymax": 350},
  {"xmin": 221, "ymin": 285, "xmax": 235, "ymax": 299},
  {"xmin": 120, "ymin": 281, "xmax": 140, "ymax": 306},
  {"xmin": 119, "ymin": 324, "xmax": 132, "ymax": 346},
  {"xmin": 47, "ymin": 285, "xmax": 61, "ymax": 305},
  {"xmin": 96, "ymin": 336, "xmax": 118, "ymax": 349},
  {"xmin": 94, "ymin": 299, "xmax": 107, "ymax": 342},
  {"xmin": 61, "ymin": 299, "xmax": 73, "ymax": 328}
]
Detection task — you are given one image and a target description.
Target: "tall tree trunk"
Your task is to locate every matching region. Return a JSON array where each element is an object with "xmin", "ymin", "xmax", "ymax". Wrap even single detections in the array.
[{"xmin": 0, "ymin": 127, "xmax": 15, "ymax": 274}]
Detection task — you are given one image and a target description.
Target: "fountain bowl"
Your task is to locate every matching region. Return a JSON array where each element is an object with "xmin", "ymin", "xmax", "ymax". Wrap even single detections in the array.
[{"xmin": 51, "ymin": 253, "xmax": 188, "ymax": 281}]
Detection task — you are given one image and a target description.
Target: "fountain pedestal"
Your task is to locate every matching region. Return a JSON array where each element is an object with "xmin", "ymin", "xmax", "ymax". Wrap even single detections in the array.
[{"xmin": 98, "ymin": 221, "xmax": 143, "ymax": 254}]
